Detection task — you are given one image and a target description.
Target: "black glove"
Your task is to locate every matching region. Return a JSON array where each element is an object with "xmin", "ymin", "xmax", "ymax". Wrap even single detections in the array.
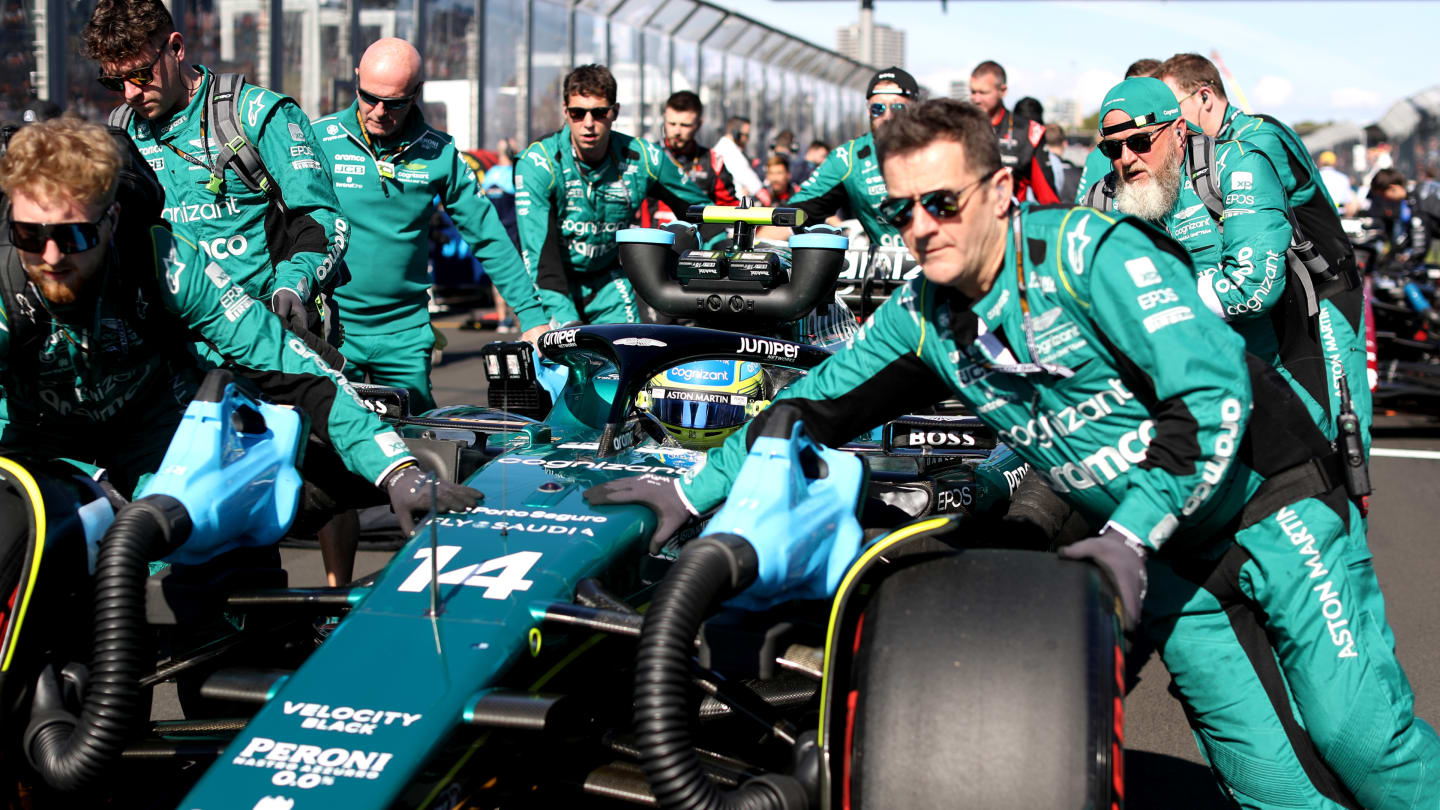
[
  {"xmin": 583, "ymin": 474, "xmax": 698, "ymax": 553},
  {"xmin": 384, "ymin": 464, "xmax": 484, "ymax": 535},
  {"xmin": 270, "ymin": 288, "xmax": 307, "ymax": 331},
  {"xmin": 1058, "ymin": 528, "xmax": 1148, "ymax": 631}
]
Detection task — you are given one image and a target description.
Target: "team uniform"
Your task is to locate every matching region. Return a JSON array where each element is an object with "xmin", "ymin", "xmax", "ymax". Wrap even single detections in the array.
[
  {"xmin": 680, "ymin": 204, "xmax": 1439, "ymax": 809},
  {"xmin": 1073, "ymin": 145, "xmax": 1113, "ymax": 203},
  {"xmin": 514, "ymin": 127, "xmax": 712, "ymax": 325},
  {"xmin": 0, "ymin": 224, "xmax": 414, "ymax": 498},
  {"xmin": 1217, "ymin": 106, "xmax": 1371, "ymax": 451},
  {"xmin": 119, "ymin": 66, "xmax": 347, "ymax": 309},
  {"xmin": 312, "ymin": 100, "xmax": 546, "ymax": 411},
  {"xmin": 787, "ymin": 132, "xmax": 901, "ymax": 246}
]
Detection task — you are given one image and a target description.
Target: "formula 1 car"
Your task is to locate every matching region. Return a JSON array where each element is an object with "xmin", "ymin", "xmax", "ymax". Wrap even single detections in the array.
[{"xmin": 0, "ymin": 206, "xmax": 1122, "ymax": 810}]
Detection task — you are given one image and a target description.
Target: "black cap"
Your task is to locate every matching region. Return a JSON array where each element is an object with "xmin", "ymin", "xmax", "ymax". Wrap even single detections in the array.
[{"xmin": 866, "ymin": 67, "xmax": 919, "ymax": 99}]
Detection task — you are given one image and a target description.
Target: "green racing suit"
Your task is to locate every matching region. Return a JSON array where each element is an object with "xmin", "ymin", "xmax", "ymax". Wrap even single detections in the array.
[
  {"xmin": 514, "ymin": 127, "xmax": 712, "ymax": 325},
  {"xmin": 1073, "ymin": 145, "xmax": 1113, "ymax": 204},
  {"xmin": 788, "ymin": 131, "xmax": 904, "ymax": 247},
  {"xmin": 680, "ymin": 204, "xmax": 1438, "ymax": 809},
  {"xmin": 1216, "ymin": 106, "xmax": 1371, "ymax": 452},
  {"xmin": 0, "ymin": 224, "xmax": 415, "ymax": 499},
  {"xmin": 121, "ymin": 66, "xmax": 348, "ymax": 307},
  {"xmin": 312, "ymin": 100, "xmax": 547, "ymax": 410}
]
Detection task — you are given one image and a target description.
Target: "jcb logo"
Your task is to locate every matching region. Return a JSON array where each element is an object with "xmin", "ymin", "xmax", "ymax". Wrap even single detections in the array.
[{"xmin": 201, "ymin": 235, "xmax": 249, "ymax": 260}]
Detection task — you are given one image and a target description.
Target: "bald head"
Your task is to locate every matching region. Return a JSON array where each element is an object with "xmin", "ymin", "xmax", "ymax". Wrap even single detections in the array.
[
  {"xmin": 358, "ymin": 38, "xmax": 422, "ymax": 93},
  {"xmin": 356, "ymin": 38, "xmax": 422, "ymax": 137}
]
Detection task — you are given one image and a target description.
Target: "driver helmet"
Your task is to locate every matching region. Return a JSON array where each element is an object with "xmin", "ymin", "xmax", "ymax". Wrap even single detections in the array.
[{"xmin": 638, "ymin": 360, "xmax": 769, "ymax": 449}]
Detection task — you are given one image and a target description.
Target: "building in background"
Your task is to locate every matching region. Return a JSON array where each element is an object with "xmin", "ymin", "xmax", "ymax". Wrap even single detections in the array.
[
  {"xmin": 836, "ymin": 21, "xmax": 904, "ymax": 69},
  {"xmin": 1046, "ymin": 97, "xmax": 1080, "ymax": 128},
  {"xmin": 1, "ymin": 0, "xmax": 873, "ymax": 156}
]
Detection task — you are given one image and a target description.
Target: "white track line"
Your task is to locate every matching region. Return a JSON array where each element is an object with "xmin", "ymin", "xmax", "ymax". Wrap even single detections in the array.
[{"xmin": 1372, "ymin": 448, "xmax": 1440, "ymax": 461}]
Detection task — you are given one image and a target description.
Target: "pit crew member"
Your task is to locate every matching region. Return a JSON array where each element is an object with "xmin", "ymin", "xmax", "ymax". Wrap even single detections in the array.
[
  {"xmin": 514, "ymin": 64, "xmax": 713, "ymax": 325},
  {"xmin": 1073, "ymin": 57, "xmax": 1161, "ymax": 203},
  {"xmin": 0, "ymin": 119, "xmax": 480, "ymax": 539},
  {"xmin": 588, "ymin": 99, "xmax": 1440, "ymax": 809},
  {"xmin": 84, "ymin": 0, "xmax": 346, "ymax": 336},
  {"xmin": 968, "ymin": 60, "xmax": 1059, "ymax": 203},
  {"xmin": 313, "ymin": 38, "xmax": 548, "ymax": 412},
  {"xmin": 640, "ymin": 90, "xmax": 739, "ymax": 228}
]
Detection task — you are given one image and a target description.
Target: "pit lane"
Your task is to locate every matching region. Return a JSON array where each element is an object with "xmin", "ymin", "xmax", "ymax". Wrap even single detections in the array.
[{"xmin": 161, "ymin": 320, "xmax": 1440, "ymax": 809}]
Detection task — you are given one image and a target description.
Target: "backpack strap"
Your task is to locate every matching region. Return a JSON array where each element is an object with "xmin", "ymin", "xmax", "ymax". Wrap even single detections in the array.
[
  {"xmin": 206, "ymin": 73, "xmax": 289, "ymax": 214},
  {"xmin": 1185, "ymin": 132, "xmax": 1224, "ymax": 222},
  {"xmin": 107, "ymin": 104, "xmax": 134, "ymax": 131},
  {"xmin": 1081, "ymin": 173, "xmax": 1116, "ymax": 212}
]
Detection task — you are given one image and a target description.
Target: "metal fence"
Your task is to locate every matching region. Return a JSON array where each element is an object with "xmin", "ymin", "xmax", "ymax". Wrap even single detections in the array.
[{"xmin": 4, "ymin": 0, "xmax": 874, "ymax": 154}]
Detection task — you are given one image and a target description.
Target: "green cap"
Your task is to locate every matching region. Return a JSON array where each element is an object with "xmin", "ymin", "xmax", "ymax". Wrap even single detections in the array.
[{"xmin": 1098, "ymin": 77, "xmax": 1181, "ymax": 135}]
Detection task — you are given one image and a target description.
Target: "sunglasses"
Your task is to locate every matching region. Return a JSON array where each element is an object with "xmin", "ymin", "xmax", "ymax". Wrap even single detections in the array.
[
  {"xmin": 97, "ymin": 48, "xmax": 166, "ymax": 92},
  {"xmin": 357, "ymin": 87, "xmax": 418, "ymax": 111},
  {"xmin": 869, "ymin": 102, "xmax": 908, "ymax": 119},
  {"xmin": 9, "ymin": 209, "xmax": 112, "ymax": 254},
  {"xmin": 879, "ymin": 169, "xmax": 998, "ymax": 229},
  {"xmin": 1097, "ymin": 122, "xmax": 1174, "ymax": 160},
  {"xmin": 566, "ymin": 104, "xmax": 616, "ymax": 122}
]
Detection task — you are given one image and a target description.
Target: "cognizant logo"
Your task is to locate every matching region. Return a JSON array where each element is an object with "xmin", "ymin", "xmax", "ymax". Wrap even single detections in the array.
[
  {"xmin": 1038, "ymin": 419, "xmax": 1156, "ymax": 493},
  {"xmin": 667, "ymin": 367, "xmax": 730, "ymax": 383}
]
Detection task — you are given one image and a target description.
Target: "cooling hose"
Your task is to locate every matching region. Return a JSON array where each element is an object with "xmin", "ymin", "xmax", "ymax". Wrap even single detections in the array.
[
  {"xmin": 23, "ymin": 495, "xmax": 190, "ymax": 791},
  {"xmin": 633, "ymin": 534, "xmax": 810, "ymax": 810}
]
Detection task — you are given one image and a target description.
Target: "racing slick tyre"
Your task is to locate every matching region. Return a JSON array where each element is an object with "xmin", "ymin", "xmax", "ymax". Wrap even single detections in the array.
[{"xmin": 845, "ymin": 549, "xmax": 1123, "ymax": 810}]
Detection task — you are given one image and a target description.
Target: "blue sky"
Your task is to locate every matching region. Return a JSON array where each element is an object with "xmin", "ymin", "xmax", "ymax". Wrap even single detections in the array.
[{"xmin": 725, "ymin": 0, "xmax": 1438, "ymax": 126}]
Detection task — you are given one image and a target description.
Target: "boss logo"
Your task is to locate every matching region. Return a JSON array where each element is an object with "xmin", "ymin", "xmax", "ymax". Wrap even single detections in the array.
[{"xmin": 904, "ymin": 429, "xmax": 981, "ymax": 447}]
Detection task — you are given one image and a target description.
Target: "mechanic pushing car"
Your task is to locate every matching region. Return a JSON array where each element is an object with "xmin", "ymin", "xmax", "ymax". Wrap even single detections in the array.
[
  {"xmin": 314, "ymin": 37, "xmax": 549, "ymax": 412},
  {"xmin": 0, "ymin": 119, "xmax": 481, "ymax": 540},
  {"xmin": 84, "ymin": 0, "xmax": 346, "ymax": 342},
  {"xmin": 514, "ymin": 64, "xmax": 714, "ymax": 326},
  {"xmin": 587, "ymin": 99, "xmax": 1440, "ymax": 809}
]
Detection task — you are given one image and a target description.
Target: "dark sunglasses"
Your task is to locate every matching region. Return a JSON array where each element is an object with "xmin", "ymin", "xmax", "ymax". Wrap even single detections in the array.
[
  {"xmin": 357, "ymin": 86, "xmax": 418, "ymax": 111},
  {"xmin": 1097, "ymin": 123, "xmax": 1174, "ymax": 160},
  {"xmin": 9, "ymin": 209, "xmax": 112, "ymax": 254},
  {"xmin": 97, "ymin": 49, "xmax": 166, "ymax": 92},
  {"xmin": 566, "ymin": 104, "xmax": 616, "ymax": 122},
  {"xmin": 879, "ymin": 169, "xmax": 998, "ymax": 229},
  {"xmin": 869, "ymin": 102, "xmax": 908, "ymax": 119}
]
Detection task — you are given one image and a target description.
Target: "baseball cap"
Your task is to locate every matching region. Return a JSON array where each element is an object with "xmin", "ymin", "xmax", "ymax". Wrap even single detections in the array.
[
  {"xmin": 867, "ymin": 67, "xmax": 919, "ymax": 99},
  {"xmin": 1098, "ymin": 77, "xmax": 1181, "ymax": 136}
]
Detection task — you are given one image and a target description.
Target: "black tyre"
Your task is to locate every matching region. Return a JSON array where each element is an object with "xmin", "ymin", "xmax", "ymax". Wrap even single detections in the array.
[{"xmin": 845, "ymin": 549, "xmax": 1122, "ymax": 810}]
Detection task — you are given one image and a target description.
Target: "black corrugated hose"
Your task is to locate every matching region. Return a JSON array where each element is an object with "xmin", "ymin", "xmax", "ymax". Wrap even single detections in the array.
[
  {"xmin": 633, "ymin": 534, "xmax": 810, "ymax": 810},
  {"xmin": 23, "ymin": 496, "xmax": 190, "ymax": 791}
]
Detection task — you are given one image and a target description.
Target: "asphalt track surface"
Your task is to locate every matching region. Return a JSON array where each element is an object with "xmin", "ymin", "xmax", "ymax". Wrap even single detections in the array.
[{"xmin": 167, "ymin": 319, "xmax": 1440, "ymax": 808}]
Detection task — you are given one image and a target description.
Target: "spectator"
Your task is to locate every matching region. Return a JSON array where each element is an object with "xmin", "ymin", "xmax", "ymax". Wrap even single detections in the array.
[
  {"xmin": 969, "ymin": 60, "xmax": 1059, "ymax": 202},
  {"xmin": 1317, "ymin": 150, "xmax": 1358, "ymax": 217},
  {"xmin": 755, "ymin": 155, "xmax": 799, "ymax": 206},
  {"xmin": 792, "ymin": 139, "xmax": 829, "ymax": 186},
  {"xmin": 1013, "ymin": 96, "xmax": 1044, "ymax": 125},
  {"xmin": 770, "ymin": 129, "xmax": 796, "ymax": 163},
  {"xmin": 713, "ymin": 116, "xmax": 763, "ymax": 198},
  {"xmin": 643, "ymin": 90, "xmax": 739, "ymax": 227},
  {"xmin": 1045, "ymin": 122, "xmax": 1081, "ymax": 203}
]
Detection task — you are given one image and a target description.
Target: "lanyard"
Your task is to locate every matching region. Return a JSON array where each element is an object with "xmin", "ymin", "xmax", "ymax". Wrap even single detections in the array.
[
  {"xmin": 969, "ymin": 209, "xmax": 1074, "ymax": 379},
  {"xmin": 162, "ymin": 100, "xmax": 223, "ymax": 194},
  {"xmin": 355, "ymin": 108, "xmax": 411, "ymax": 179}
]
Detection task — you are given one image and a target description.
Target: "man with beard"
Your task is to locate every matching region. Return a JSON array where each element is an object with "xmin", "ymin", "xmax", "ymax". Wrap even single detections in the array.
[
  {"xmin": 641, "ymin": 90, "xmax": 739, "ymax": 229},
  {"xmin": 1074, "ymin": 57, "xmax": 1161, "ymax": 202}
]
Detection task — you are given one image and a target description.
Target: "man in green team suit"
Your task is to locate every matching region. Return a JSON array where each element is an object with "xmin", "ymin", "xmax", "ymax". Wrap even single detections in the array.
[
  {"xmin": 781, "ymin": 67, "xmax": 920, "ymax": 247},
  {"xmin": 313, "ymin": 38, "xmax": 548, "ymax": 412},
  {"xmin": 1155, "ymin": 53, "xmax": 1370, "ymax": 453},
  {"xmin": 84, "ymin": 0, "xmax": 347, "ymax": 336},
  {"xmin": 588, "ymin": 99, "xmax": 1440, "ymax": 809},
  {"xmin": 0, "ymin": 119, "xmax": 480, "ymax": 533},
  {"xmin": 514, "ymin": 64, "xmax": 713, "ymax": 325}
]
